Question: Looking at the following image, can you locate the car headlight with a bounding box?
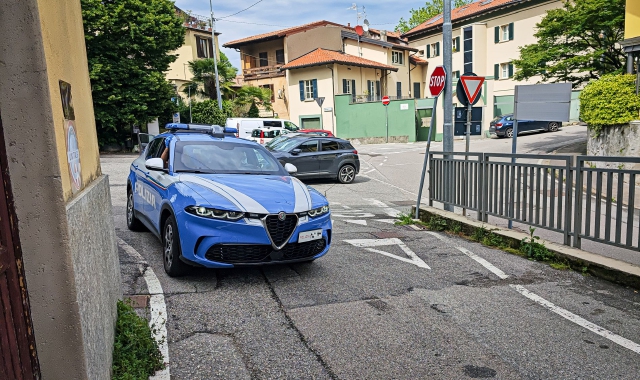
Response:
[185,206,244,221]
[307,205,330,218]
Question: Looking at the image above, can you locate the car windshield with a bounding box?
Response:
[265,134,290,149]
[269,138,306,152]
[173,141,283,175]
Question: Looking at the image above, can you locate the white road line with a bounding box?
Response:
[118,238,170,379]
[364,198,388,207]
[345,238,431,269]
[455,247,510,280]
[408,224,422,230]
[363,169,376,174]
[425,231,449,242]
[342,205,351,209]
[360,175,418,196]
[511,285,640,355]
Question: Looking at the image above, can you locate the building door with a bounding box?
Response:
[0,113,39,379]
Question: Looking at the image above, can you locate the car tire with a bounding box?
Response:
[548,122,560,132]
[505,128,514,138]
[126,190,145,231]
[338,164,356,184]
[162,215,190,277]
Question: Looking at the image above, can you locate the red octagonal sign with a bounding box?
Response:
[381,96,390,106]
[429,66,447,97]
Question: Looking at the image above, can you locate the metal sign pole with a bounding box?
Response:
[385,105,389,143]
[508,119,518,229]
[415,96,439,219]
[463,102,472,217]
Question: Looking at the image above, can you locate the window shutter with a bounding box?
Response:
[312,79,318,98]
[196,37,204,57]
[435,42,440,57]
[426,44,431,58]
[299,81,305,101]
[494,26,500,43]
[396,82,402,98]
[494,64,499,79]
[352,80,356,100]
[455,37,460,51]
[343,79,348,94]
[208,39,214,59]
[509,23,514,41]
[376,81,381,97]
[508,63,514,78]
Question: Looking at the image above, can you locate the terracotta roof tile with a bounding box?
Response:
[224,21,346,48]
[410,56,428,65]
[281,48,398,72]
[403,0,520,37]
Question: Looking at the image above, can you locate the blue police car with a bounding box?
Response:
[127,124,332,276]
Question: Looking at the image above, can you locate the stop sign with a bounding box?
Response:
[381,96,390,106]
[429,66,447,97]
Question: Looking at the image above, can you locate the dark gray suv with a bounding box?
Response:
[267,135,360,183]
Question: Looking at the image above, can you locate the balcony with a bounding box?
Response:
[243,65,285,80]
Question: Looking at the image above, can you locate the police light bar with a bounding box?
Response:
[165,123,227,137]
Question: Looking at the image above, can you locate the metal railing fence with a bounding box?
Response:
[428,152,640,251]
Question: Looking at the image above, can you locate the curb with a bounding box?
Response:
[413,207,640,289]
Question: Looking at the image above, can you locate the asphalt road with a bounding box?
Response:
[103,126,640,379]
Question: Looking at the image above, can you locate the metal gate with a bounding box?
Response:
[0,114,39,378]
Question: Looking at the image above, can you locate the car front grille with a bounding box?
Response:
[264,214,298,247]
[205,239,327,264]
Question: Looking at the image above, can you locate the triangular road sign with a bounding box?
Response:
[315,97,325,107]
[460,76,485,104]
[344,238,431,269]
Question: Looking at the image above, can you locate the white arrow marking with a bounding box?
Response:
[364,198,387,207]
[345,219,368,226]
[345,238,430,269]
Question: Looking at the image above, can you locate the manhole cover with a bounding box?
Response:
[373,232,405,239]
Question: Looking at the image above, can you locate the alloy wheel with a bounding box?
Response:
[164,223,174,268]
[549,122,559,132]
[340,165,355,183]
[127,193,134,225]
[506,128,514,138]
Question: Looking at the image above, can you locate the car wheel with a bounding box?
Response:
[505,128,514,138]
[338,164,356,184]
[126,190,145,231]
[548,122,560,132]
[163,215,189,277]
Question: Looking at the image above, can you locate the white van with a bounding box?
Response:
[226,118,300,140]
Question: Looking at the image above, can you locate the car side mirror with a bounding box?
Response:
[291,149,301,155]
[284,163,298,174]
[145,158,164,171]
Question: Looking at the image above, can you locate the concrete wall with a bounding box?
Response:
[287,65,336,133]
[334,94,416,142]
[0,0,121,378]
[286,26,343,61]
[588,122,640,185]
[625,0,640,40]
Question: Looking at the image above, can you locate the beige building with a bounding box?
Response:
[622,0,640,73]
[224,21,426,132]
[403,0,564,140]
[166,7,221,98]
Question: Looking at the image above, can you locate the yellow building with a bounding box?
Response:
[166,7,222,98]
[622,0,640,73]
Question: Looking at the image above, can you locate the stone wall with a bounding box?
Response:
[587,121,640,185]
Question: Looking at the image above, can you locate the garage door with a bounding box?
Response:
[301,117,321,130]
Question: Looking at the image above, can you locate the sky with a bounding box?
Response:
[174,0,427,69]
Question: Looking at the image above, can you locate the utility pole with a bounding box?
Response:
[442,0,454,211]
[209,0,223,110]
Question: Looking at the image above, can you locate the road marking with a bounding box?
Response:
[374,219,397,224]
[364,198,387,207]
[511,285,640,355]
[360,175,418,196]
[408,224,422,230]
[345,238,431,269]
[118,238,170,379]
[363,198,401,217]
[342,205,351,209]
[456,247,510,280]
[363,169,376,174]
[345,219,368,226]
[333,211,376,218]
[425,231,449,242]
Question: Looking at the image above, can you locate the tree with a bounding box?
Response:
[232,86,273,117]
[513,0,625,88]
[182,53,238,100]
[188,100,234,125]
[247,101,260,118]
[81,0,185,146]
[396,0,471,34]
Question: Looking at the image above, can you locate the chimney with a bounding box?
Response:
[347,23,351,27]
[380,30,387,42]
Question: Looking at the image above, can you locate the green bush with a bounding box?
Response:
[188,99,234,125]
[247,101,260,117]
[112,300,164,379]
[580,74,640,135]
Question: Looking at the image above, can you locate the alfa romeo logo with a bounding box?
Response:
[278,212,286,221]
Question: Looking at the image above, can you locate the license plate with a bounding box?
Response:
[299,229,323,243]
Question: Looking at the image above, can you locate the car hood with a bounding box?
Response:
[178,173,326,214]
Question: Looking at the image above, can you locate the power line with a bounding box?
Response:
[218,0,264,19]
[216,18,293,28]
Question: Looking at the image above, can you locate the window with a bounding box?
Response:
[298,141,318,153]
[495,62,514,79]
[259,52,268,67]
[396,82,402,98]
[284,121,299,131]
[413,82,421,99]
[299,79,317,100]
[427,42,440,58]
[263,120,282,128]
[276,49,285,65]
[366,80,379,101]
[305,80,314,99]
[392,51,404,65]
[321,140,340,151]
[452,70,461,80]
[174,141,281,174]
[495,23,514,43]
[342,79,352,94]
[195,36,214,58]
[261,84,275,102]
[452,37,460,53]
[146,138,165,160]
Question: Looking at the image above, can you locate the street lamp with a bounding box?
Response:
[209,0,223,110]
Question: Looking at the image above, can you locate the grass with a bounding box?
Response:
[112,299,165,380]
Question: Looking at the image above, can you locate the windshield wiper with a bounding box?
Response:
[175,169,216,174]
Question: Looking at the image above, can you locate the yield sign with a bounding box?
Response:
[315,97,325,107]
[460,75,485,104]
